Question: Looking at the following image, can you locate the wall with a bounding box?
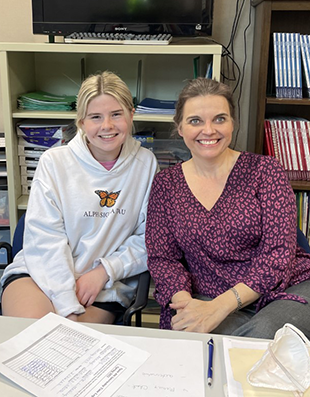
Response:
[0,0,255,151]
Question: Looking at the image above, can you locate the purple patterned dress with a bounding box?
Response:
[145,152,310,329]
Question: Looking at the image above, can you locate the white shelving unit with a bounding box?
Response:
[0,40,222,236]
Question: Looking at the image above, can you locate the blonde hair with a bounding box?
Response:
[174,78,235,128]
[76,71,134,131]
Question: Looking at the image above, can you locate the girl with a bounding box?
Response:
[1,71,158,323]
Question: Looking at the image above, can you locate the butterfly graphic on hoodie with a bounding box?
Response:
[95,190,121,208]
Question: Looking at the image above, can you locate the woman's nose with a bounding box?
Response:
[202,121,214,135]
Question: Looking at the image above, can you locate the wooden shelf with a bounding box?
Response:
[290,181,310,191]
[248,1,310,193]
[12,109,174,123]
[266,97,310,105]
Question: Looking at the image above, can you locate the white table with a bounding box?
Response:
[0,316,229,396]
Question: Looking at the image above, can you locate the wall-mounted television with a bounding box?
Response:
[32,0,214,38]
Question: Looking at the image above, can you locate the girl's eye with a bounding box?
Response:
[88,115,101,120]
[112,112,123,118]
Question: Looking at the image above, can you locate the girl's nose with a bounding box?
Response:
[101,117,113,130]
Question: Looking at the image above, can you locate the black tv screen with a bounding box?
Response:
[32,0,214,37]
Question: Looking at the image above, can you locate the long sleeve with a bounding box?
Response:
[240,157,301,306]
[146,169,193,307]
[24,173,85,317]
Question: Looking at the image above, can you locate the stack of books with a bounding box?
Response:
[295,191,310,243]
[135,98,176,115]
[17,91,76,111]
[264,117,310,182]
[264,117,310,242]
[17,121,76,194]
[272,33,310,98]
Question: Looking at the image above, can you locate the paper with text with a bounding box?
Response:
[0,313,150,397]
[114,335,205,397]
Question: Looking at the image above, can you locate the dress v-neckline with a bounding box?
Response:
[179,152,243,213]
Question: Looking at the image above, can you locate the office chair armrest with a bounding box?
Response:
[0,242,13,269]
[123,270,151,326]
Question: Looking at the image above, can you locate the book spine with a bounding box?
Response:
[300,35,310,97]
[286,33,292,98]
[305,35,310,98]
[264,120,272,155]
[292,120,306,178]
[274,33,282,98]
[277,119,289,172]
[304,121,310,180]
[269,119,281,163]
[278,33,284,97]
[303,192,308,235]
[291,33,297,98]
[295,33,303,98]
[282,33,288,98]
[286,119,299,177]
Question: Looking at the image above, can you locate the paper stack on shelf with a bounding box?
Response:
[135,98,176,114]
[17,121,77,195]
[152,139,191,170]
[17,91,76,111]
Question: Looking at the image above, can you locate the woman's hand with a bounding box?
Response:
[169,283,261,333]
[170,297,229,333]
[76,265,109,307]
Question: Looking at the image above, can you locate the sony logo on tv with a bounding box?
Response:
[114,27,127,31]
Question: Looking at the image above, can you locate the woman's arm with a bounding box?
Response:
[170,283,260,332]
[240,157,298,301]
[145,171,193,307]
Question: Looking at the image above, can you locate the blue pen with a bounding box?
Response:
[207,338,214,386]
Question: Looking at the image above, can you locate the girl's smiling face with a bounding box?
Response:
[178,94,234,161]
[82,93,133,162]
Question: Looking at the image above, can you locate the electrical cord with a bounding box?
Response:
[209,0,252,149]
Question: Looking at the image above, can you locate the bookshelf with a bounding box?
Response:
[248,0,310,191]
[0,40,222,236]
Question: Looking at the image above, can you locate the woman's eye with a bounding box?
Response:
[215,116,225,123]
[189,118,200,125]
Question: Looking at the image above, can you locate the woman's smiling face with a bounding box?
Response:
[178,94,234,161]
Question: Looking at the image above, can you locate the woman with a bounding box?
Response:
[1,71,158,323]
[145,77,310,339]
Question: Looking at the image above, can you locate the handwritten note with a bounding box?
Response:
[114,336,205,397]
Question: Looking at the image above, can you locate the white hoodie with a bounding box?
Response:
[1,131,158,317]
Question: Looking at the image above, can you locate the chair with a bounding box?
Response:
[0,213,150,326]
[297,227,310,253]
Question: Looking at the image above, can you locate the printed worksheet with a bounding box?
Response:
[0,313,150,397]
